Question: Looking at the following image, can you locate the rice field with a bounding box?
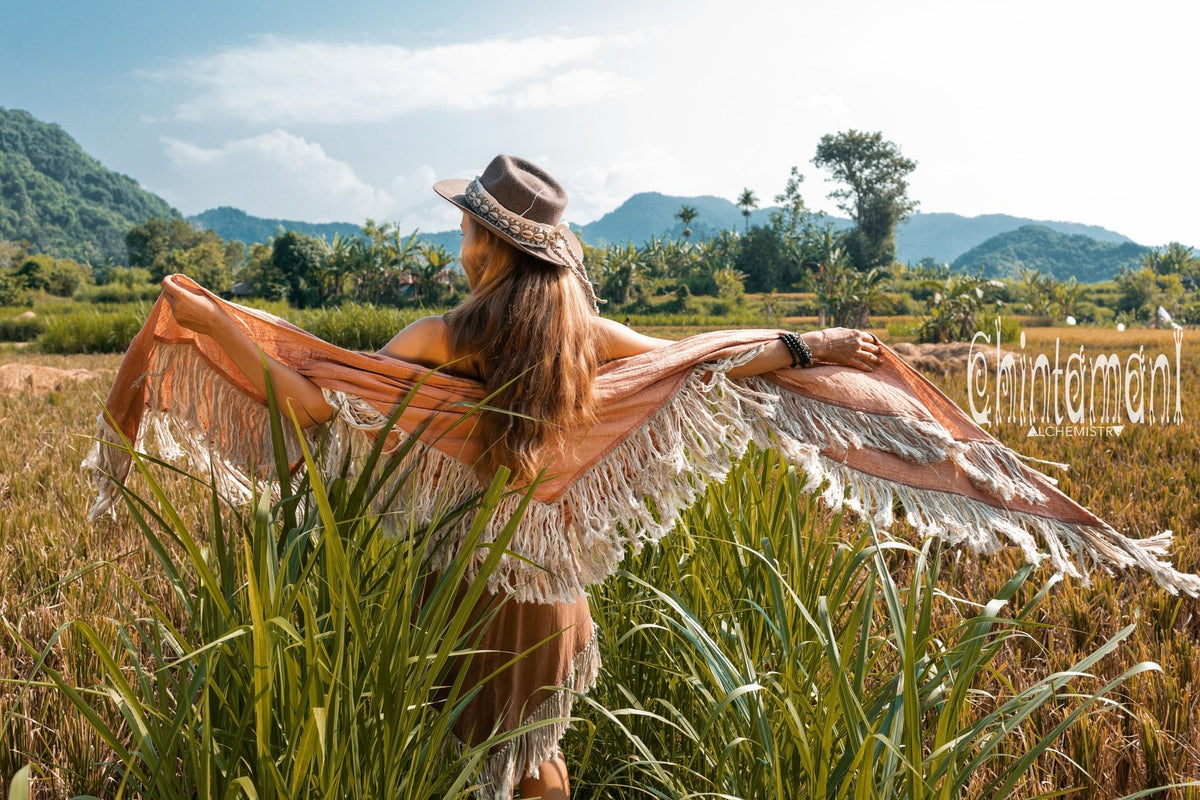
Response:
[1,323,1198,798]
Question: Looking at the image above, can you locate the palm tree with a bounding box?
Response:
[676,205,699,241]
[736,188,758,233]
[411,242,456,304]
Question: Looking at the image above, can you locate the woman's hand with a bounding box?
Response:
[162,277,225,336]
[807,327,881,372]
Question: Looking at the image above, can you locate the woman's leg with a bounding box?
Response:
[518,754,569,799]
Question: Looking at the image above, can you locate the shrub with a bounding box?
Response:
[0,311,44,342]
[35,307,147,353]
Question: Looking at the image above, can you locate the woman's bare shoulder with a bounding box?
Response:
[377,315,452,367]
[591,316,673,361]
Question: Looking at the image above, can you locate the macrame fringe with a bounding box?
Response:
[456,635,601,800]
[85,343,309,520]
[84,340,1200,599]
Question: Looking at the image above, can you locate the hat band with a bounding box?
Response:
[464,178,556,249]
[463,177,605,313]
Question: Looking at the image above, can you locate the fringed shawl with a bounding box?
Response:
[85,275,1200,601]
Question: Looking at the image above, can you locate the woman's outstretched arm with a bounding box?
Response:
[594,316,880,375]
[161,278,335,426]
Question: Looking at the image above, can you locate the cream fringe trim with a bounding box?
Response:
[84,343,1200,599]
[458,635,601,800]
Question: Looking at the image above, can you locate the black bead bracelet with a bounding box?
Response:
[779,332,813,369]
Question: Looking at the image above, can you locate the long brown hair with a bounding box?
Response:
[445,220,599,483]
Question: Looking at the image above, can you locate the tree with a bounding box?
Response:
[14,253,90,296]
[410,243,457,305]
[736,189,758,233]
[676,205,699,240]
[801,228,889,327]
[768,166,811,243]
[812,130,918,272]
[125,217,238,288]
[272,231,329,308]
[735,225,797,293]
[598,242,640,305]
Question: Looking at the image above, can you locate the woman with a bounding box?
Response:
[157,154,884,799]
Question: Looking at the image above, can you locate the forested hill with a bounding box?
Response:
[189,207,362,245]
[895,213,1132,265]
[0,107,178,264]
[952,225,1149,281]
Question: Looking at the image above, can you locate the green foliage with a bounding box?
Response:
[287,303,429,351]
[735,224,801,293]
[0,107,177,264]
[1020,268,1083,321]
[13,253,90,296]
[736,188,758,233]
[578,448,1158,798]
[126,217,238,290]
[272,230,330,308]
[1115,265,1186,321]
[675,205,699,240]
[917,273,1005,343]
[34,306,146,353]
[0,311,43,341]
[0,271,30,306]
[953,225,1149,282]
[813,130,918,271]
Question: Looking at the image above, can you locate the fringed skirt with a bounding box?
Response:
[451,588,599,800]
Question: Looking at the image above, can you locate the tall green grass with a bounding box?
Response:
[575,450,1167,798]
[287,303,430,352]
[9,390,554,798]
[35,307,149,354]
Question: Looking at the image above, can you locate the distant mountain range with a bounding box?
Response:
[0,107,1170,281]
[569,191,1138,269]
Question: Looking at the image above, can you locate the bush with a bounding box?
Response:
[74,282,161,304]
[35,307,147,353]
[0,312,44,342]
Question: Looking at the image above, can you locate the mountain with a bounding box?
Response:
[568,192,1142,268]
[0,107,178,264]
[895,212,1133,265]
[189,207,363,245]
[952,225,1149,281]
[574,192,778,245]
[188,206,464,253]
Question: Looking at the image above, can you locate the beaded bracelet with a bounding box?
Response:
[779,332,813,368]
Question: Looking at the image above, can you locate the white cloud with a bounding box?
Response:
[160,131,395,221]
[154,34,637,124]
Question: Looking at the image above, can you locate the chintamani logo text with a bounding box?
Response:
[966,323,1184,438]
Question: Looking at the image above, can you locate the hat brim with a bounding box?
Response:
[433,177,583,269]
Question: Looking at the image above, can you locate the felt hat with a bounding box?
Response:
[433,154,587,273]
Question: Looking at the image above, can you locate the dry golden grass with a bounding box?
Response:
[0,353,203,796]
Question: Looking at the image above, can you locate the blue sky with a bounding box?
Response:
[2,0,1197,246]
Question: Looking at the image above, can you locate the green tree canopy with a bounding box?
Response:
[126,217,239,290]
[812,130,917,272]
[272,230,330,309]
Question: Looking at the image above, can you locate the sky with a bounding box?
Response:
[2,0,1197,246]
